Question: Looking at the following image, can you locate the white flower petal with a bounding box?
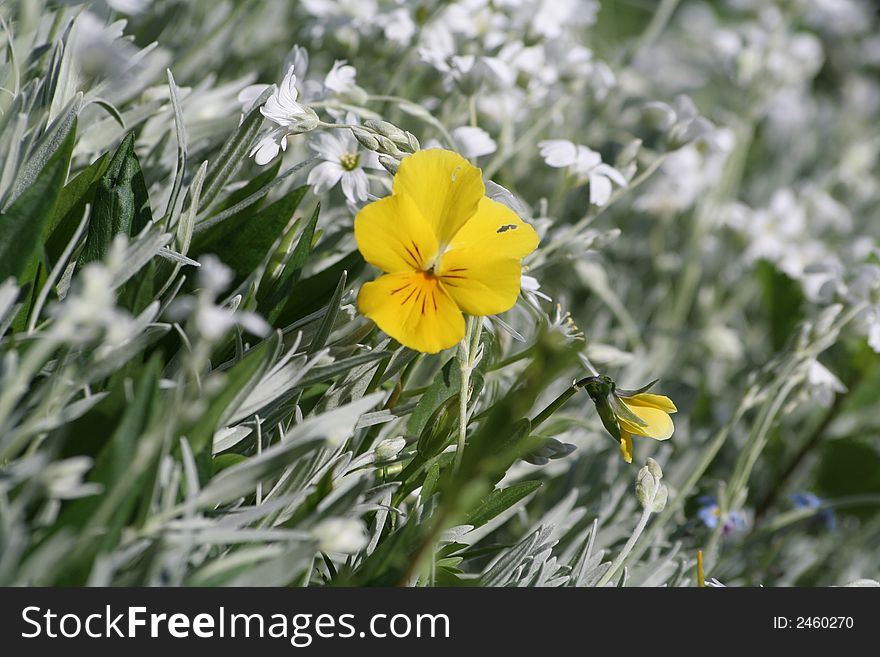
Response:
[453,126,497,159]
[309,131,348,161]
[573,145,602,175]
[251,134,281,166]
[589,173,613,206]
[341,169,370,203]
[593,163,628,187]
[308,161,344,193]
[539,139,578,168]
[324,60,357,93]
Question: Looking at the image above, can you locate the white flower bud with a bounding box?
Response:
[651,483,668,512]
[646,457,663,480]
[364,119,409,144]
[287,107,320,133]
[379,155,399,174]
[351,126,380,151]
[405,131,420,152]
[636,465,657,508]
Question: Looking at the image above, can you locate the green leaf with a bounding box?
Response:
[200,89,272,210]
[195,158,313,232]
[817,437,880,509]
[45,151,111,265]
[262,202,320,317]
[0,118,75,282]
[4,93,81,210]
[190,185,308,279]
[757,260,804,352]
[78,132,152,265]
[407,357,485,440]
[308,270,347,354]
[176,160,207,257]
[465,480,542,528]
[51,355,163,584]
[58,356,162,523]
[163,69,187,221]
[276,250,365,326]
[616,379,660,397]
[197,159,280,224]
[184,332,281,456]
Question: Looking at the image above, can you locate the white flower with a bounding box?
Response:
[534,0,598,39]
[307,117,380,204]
[806,361,846,407]
[261,65,308,126]
[249,65,319,166]
[311,517,369,554]
[166,255,271,342]
[451,126,496,160]
[383,8,416,45]
[324,59,357,94]
[521,274,552,307]
[538,139,627,206]
[50,242,134,346]
[643,95,717,148]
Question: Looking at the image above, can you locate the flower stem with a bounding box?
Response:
[596,502,654,587]
[454,316,482,471]
[530,384,579,430]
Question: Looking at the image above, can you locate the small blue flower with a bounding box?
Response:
[790,491,836,531]
[697,496,749,535]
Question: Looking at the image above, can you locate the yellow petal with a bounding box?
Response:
[619,432,633,463]
[626,393,678,414]
[437,249,523,316]
[357,271,464,353]
[354,193,439,274]
[617,400,674,441]
[392,149,484,245]
[447,197,539,259]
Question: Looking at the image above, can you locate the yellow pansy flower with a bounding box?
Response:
[355,149,539,353]
[615,392,677,464]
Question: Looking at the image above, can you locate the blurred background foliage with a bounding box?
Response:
[0,0,878,587]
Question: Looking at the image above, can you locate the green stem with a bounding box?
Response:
[628,0,682,64]
[597,502,654,587]
[453,316,482,471]
[488,343,536,372]
[530,385,579,430]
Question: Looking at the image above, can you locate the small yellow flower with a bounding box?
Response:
[615,393,677,464]
[355,149,539,353]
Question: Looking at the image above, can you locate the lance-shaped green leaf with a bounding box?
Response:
[190,185,308,279]
[3,93,81,210]
[45,151,111,266]
[0,119,75,282]
[199,87,273,210]
[275,250,365,326]
[308,270,347,354]
[261,202,320,317]
[78,132,152,265]
[616,378,660,398]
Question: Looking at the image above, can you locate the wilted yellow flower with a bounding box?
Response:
[615,393,677,463]
[355,149,539,353]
